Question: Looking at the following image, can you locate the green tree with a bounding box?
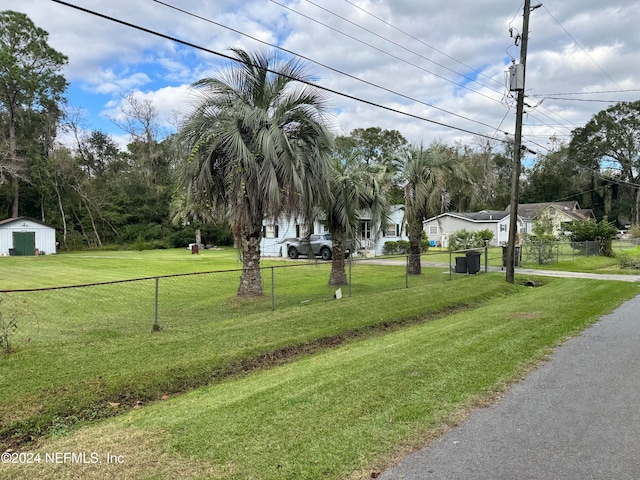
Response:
[335,127,407,203]
[569,101,640,225]
[323,154,389,285]
[565,217,618,257]
[178,49,333,296]
[0,10,67,218]
[399,142,468,274]
[524,213,557,265]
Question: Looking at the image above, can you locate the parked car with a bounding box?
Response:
[286,234,350,260]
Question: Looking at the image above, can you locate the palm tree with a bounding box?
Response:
[323,155,390,285]
[178,49,333,296]
[400,143,468,274]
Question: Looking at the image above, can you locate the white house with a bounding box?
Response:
[0,217,57,256]
[423,210,525,248]
[260,204,408,257]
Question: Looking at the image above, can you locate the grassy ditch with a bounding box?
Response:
[2,277,637,480]
[0,269,514,448]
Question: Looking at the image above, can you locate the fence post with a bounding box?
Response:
[484,245,488,272]
[154,277,160,330]
[348,256,352,297]
[405,255,409,288]
[271,267,275,311]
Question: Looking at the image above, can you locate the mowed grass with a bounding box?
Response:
[0,250,510,448]
[0,248,255,290]
[2,277,638,480]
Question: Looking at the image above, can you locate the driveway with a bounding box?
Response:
[379,294,640,479]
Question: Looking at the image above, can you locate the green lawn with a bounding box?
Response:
[0,249,511,449]
[2,276,637,480]
[0,248,252,289]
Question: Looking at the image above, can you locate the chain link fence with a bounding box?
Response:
[0,255,464,350]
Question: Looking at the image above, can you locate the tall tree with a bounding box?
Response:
[0,10,67,217]
[399,142,468,274]
[336,126,407,203]
[179,48,333,296]
[323,153,389,285]
[569,101,640,225]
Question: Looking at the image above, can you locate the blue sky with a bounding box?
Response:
[3,0,640,153]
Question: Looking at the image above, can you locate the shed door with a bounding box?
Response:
[13,232,36,256]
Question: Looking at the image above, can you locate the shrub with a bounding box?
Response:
[419,232,430,252]
[565,218,617,257]
[617,252,640,269]
[396,240,409,254]
[383,241,398,255]
[448,229,492,251]
[629,226,640,239]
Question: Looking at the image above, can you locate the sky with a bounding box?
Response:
[3,0,640,158]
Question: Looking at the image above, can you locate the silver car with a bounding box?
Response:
[287,234,337,260]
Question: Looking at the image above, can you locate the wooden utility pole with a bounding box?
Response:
[506,0,534,283]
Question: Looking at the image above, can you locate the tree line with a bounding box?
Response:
[2,10,639,296]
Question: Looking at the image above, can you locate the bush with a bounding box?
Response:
[383,241,398,255]
[629,226,640,239]
[617,252,640,269]
[419,232,430,252]
[566,218,617,257]
[448,229,492,251]
[396,240,409,254]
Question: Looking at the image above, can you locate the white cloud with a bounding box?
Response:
[2,0,639,152]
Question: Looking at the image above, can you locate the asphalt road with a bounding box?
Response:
[380,294,640,480]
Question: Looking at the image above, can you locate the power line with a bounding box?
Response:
[530,89,640,97]
[272,0,578,144]
[151,0,506,135]
[305,0,504,95]
[342,0,504,89]
[50,0,510,144]
[268,0,503,105]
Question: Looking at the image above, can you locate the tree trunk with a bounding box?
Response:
[9,115,19,218]
[237,225,263,297]
[635,186,640,226]
[55,181,68,248]
[329,228,348,286]
[407,219,422,275]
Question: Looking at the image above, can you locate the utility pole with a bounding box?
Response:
[506,0,535,283]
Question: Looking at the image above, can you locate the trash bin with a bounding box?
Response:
[430,240,435,247]
[191,244,199,254]
[455,256,467,274]
[502,246,521,267]
[466,250,481,274]
[8,248,15,256]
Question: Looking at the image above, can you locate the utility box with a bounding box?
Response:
[509,63,525,91]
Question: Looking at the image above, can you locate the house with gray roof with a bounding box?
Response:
[507,201,594,236]
[423,210,524,247]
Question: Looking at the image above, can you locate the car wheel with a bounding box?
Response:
[288,247,299,259]
[320,247,332,260]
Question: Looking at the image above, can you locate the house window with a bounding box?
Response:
[360,221,371,239]
[428,225,438,236]
[264,225,279,238]
[500,224,507,232]
[385,224,397,237]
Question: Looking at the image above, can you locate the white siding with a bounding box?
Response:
[0,218,57,255]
